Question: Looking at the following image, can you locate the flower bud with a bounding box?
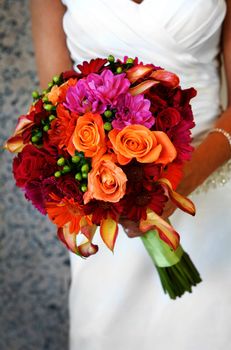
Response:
[108,55,115,63]
[82,172,88,179]
[42,96,49,103]
[104,122,112,131]
[43,125,50,132]
[81,164,89,173]
[49,115,56,122]
[36,131,42,138]
[72,155,81,163]
[53,75,60,84]
[126,58,134,65]
[75,173,82,181]
[32,90,39,99]
[54,171,62,178]
[104,110,112,118]
[57,157,65,166]
[44,104,55,111]
[116,67,123,74]
[81,184,88,192]
[31,135,40,143]
[62,165,71,173]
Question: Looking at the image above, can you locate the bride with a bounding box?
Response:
[30,0,231,349]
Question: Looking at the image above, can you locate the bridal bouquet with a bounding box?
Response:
[5,55,201,299]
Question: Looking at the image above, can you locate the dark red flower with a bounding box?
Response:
[56,175,83,202]
[25,180,46,215]
[122,184,167,222]
[156,107,181,131]
[122,162,162,192]
[84,200,124,225]
[172,87,197,108]
[77,58,108,76]
[13,144,57,188]
[62,69,81,81]
[168,120,194,163]
[42,177,63,201]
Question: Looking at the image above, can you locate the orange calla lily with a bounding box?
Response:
[78,239,99,257]
[158,178,196,216]
[58,224,98,257]
[4,115,34,153]
[129,80,159,96]
[126,65,153,83]
[150,70,180,88]
[100,217,118,252]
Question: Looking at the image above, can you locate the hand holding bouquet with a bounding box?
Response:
[5,55,201,299]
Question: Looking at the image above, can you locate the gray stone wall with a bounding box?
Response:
[0,1,70,349]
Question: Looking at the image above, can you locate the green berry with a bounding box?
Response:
[75,173,82,181]
[82,172,88,179]
[104,122,112,131]
[116,67,123,74]
[126,57,134,65]
[57,157,65,166]
[32,90,39,99]
[81,164,89,173]
[42,89,48,95]
[62,165,71,173]
[42,96,49,103]
[31,135,40,143]
[48,82,53,88]
[81,184,88,192]
[53,75,60,84]
[49,115,56,122]
[44,104,54,111]
[72,155,81,163]
[43,125,49,132]
[104,110,112,118]
[35,131,42,138]
[54,171,62,178]
[108,55,115,63]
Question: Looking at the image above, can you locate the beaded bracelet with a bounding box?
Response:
[195,128,231,193]
[209,128,231,153]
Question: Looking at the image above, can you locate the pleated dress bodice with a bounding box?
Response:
[62,0,226,137]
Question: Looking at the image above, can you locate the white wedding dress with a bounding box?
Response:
[61,1,231,349]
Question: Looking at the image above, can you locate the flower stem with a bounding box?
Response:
[141,229,202,299]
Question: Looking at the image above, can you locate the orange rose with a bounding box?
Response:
[108,125,176,165]
[47,78,77,105]
[72,112,106,157]
[83,154,127,204]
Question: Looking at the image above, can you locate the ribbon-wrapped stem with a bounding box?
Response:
[141,229,202,299]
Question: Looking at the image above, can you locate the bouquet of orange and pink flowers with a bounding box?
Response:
[5,55,201,299]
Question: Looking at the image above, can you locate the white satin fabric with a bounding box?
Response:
[61,1,231,349]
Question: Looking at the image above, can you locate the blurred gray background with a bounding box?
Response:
[0,1,70,349]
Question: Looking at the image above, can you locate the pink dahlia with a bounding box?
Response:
[64,78,105,114]
[64,70,130,114]
[112,93,154,130]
